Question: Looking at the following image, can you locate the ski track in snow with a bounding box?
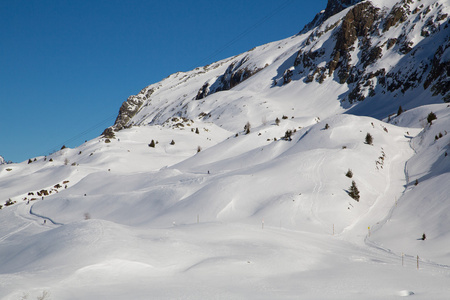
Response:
[311,153,326,229]
[0,222,32,243]
[29,203,64,226]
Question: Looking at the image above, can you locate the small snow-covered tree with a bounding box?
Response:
[170,139,175,145]
[348,180,360,202]
[149,140,155,148]
[197,145,202,153]
[397,105,403,116]
[284,130,293,141]
[365,133,373,145]
[345,169,353,178]
[427,112,437,124]
[275,117,280,126]
[244,122,251,134]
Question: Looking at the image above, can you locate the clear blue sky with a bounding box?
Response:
[1,0,327,163]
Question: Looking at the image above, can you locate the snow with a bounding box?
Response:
[1,0,450,298]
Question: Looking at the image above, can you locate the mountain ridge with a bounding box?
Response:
[105,0,449,137]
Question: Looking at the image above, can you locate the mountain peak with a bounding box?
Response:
[300,0,363,33]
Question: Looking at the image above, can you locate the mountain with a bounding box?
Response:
[0,0,449,299]
[105,0,448,134]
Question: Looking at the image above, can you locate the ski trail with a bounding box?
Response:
[29,204,64,226]
[310,153,326,228]
[360,134,450,271]
[0,222,32,243]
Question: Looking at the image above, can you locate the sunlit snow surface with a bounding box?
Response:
[1,0,450,297]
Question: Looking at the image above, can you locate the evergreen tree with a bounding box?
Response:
[149,140,155,148]
[427,112,437,124]
[348,180,360,202]
[365,133,373,145]
[397,105,403,116]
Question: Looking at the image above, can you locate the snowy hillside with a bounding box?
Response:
[1,0,449,299]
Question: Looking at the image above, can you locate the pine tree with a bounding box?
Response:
[365,133,373,145]
[427,112,437,124]
[397,105,403,116]
[149,140,155,148]
[348,180,360,202]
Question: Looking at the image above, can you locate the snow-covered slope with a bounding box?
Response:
[0,0,449,299]
[107,0,449,134]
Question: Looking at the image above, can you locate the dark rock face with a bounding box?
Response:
[300,0,363,34]
[291,0,449,105]
[195,56,265,100]
[424,36,450,101]
[102,87,154,135]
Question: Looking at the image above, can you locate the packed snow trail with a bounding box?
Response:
[0,222,32,243]
[29,203,64,226]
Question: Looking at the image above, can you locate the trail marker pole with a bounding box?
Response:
[197,214,199,224]
[368,226,371,237]
[417,255,419,270]
[402,252,404,266]
[262,219,264,230]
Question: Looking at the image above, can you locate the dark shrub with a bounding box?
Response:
[427,112,437,124]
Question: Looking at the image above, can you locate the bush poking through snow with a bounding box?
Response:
[275,117,280,126]
[427,112,437,124]
[197,146,202,153]
[422,233,427,240]
[36,290,50,300]
[149,140,156,148]
[284,130,293,141]
[324,123,330,130]
[244,122,251,134]
[348,181,360,202]
[170,139,175,145]
[365,133,373,145]
[345,169,353,178]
